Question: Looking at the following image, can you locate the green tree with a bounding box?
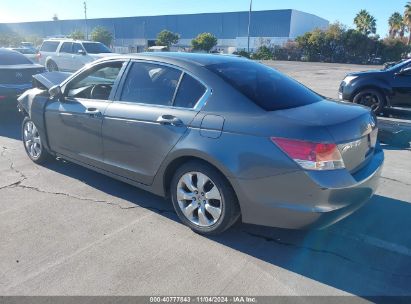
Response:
[0,32,22,47]
[252,45,273,60]
[381,37,410,61]
[191,33,217,52]
[156,30,180,49]
[90,26,113,47]
[354,9,377,36]
[404,2,411,44]
[69,29,85,40]
[388,12,404,38]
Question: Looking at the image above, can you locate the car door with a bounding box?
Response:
[391,63,411,107]
[45,60,127,167]
[102,61,209,185]
[56,42,73,71]
[72,43,90,71]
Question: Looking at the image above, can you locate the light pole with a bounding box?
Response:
[84,1,88,40]
[247,0,253,53]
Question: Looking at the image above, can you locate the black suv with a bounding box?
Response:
[339,59,411,113]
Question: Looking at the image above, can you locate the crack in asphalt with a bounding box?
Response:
[1,151,174,214]
[0,154,28,189]
[244,232,411,278]
[381,176,411,187]
[5,182,174,214]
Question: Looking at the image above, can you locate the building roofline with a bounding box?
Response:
[0,9,299,25]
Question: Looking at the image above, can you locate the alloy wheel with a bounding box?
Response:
[359,93,380,111]
[23,120,42,159]
[176,172,223,227]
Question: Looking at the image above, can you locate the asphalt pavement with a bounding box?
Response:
[0,61,410,297]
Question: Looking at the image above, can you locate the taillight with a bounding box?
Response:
[36,53,41,61]
[271,137,345,170]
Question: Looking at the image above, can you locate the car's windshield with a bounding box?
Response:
[385,59,411,72]
[82,42,112,54]
[0,51,32,65]
[207,60,322,111]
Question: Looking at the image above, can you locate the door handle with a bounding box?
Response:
[156,115,184,127]
[85,108,102,118]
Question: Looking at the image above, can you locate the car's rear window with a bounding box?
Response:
[40,41,60,52]
[206,61,322,111]
[0,51,32,65]
[13,48,36,55]
[82,43,111,54]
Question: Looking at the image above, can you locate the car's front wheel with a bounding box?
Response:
[353,89,385,114]
[22,117,50,164]
[170,161,240,235]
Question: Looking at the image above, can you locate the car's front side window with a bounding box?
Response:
[66,61,124,100]
[120,62,182,106]
[72,43,84,54]
[60,42,73,54]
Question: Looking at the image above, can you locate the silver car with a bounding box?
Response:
[18,53,384,235]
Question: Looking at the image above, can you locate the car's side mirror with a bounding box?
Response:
[49,85,64,100]
[77,49,86,56]
[397,67,411,76]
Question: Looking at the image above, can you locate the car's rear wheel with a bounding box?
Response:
[170,161,240,235]
[22,117,50,164]
[353,89,385,114]
[46,60,59,72]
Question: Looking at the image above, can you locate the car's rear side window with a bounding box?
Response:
[207,61,322,111]
[0,51,32,65]
[174,74,206,108]
[40,41,60,52]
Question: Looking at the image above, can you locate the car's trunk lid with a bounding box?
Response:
[273,99,378,172]
[0,64,45,84]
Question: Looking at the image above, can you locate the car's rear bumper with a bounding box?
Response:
[230,145,384,229]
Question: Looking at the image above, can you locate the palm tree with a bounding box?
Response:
[389,12,404,38]
[354,9,377,36]
[404,2,411,44]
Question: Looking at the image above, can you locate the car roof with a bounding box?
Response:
[43,39,101,43]
[111,52,249,67]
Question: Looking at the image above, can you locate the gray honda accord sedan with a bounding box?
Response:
[17,53,384,235]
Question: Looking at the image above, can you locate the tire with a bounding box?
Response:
[170,160,240,235]
[46,60,59,72]
[353,89,385,114]
[22,117,50,164]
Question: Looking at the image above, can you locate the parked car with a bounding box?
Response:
[382,60,406,70]
[367,57,382,65]
[339,59,411,113]
[0,48,45,107]
[38,39,115,72]
[8,47,38,63]
[18,53,384,235]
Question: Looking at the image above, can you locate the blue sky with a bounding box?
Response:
[0,0,408,37]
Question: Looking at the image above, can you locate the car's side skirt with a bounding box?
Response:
[54,152,164,197]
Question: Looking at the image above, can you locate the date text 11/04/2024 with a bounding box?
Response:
[149,297,257,303]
